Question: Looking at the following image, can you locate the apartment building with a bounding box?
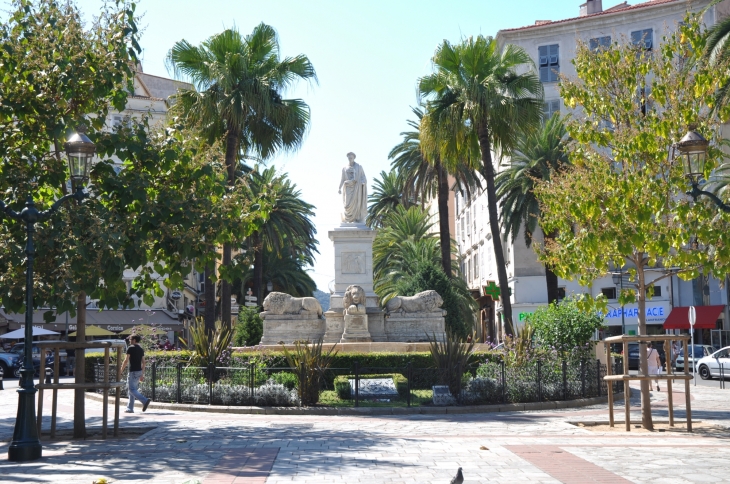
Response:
[453,0,730,346]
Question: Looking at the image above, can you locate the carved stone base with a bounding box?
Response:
[384,312,446,342]
[323,310,344,343]
[259,314,325,345]
[340,314,372,343]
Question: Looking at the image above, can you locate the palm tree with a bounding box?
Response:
[367,170,409,227]
[372,205,440,301]
[418,36,544,335]
[703,0,730,110]
[244,166,318,306]
[167,24,316,328]
[496,114,569,304]
[389,106,480,277]
[235,245,316,300]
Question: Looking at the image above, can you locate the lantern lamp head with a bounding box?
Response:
[677,129,709,185]
[64,129,96,185]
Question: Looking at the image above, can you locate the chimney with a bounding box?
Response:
[587,0,603,15]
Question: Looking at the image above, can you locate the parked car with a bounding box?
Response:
[674,345,714,372]
[84,339,128,355]
[9,341,67,375]
[625,342,666,371]
[0,349,22,378]
[696,346,730,380]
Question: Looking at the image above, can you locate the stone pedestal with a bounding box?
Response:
[384,312,446,342]
[340,313,372,342]
[328,225,379,310]
[322,310,344,343]
[259,314,325,345]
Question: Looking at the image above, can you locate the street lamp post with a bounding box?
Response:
[676,128,730,211]
[2,129,94,462]
[612,271,626,335]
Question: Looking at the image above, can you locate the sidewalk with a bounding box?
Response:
[0,378,728,483]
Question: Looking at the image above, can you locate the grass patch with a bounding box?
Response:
[316,389,433,407]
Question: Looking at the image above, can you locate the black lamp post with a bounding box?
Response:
[676,128,730,211]
[2,129,94,462]
[611,270,627,335]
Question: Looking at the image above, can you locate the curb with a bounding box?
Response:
[85,391,621,416]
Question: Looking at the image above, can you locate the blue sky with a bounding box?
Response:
[67,0,626,291]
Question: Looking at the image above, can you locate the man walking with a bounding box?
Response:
[120,334,150,413]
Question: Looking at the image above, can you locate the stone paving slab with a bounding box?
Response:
[0,380,728,483]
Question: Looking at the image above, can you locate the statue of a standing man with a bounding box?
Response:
[338,152,367,224]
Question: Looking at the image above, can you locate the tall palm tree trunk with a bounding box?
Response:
[545,230,560,304]
[204,261,216,331]
[436,159,453,277]
[252,231,264,307]
[221,130,239,328]
[477,125,514,336]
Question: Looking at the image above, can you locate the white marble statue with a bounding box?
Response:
[342,285,366,315]
[261,292,323,317]
[338,152,367,224]
[384,290,444,315]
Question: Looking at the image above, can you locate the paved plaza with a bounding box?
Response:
[0,379,729,483]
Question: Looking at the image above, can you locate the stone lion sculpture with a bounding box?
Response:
[342,284,366,315]
[262,291,323,317]
[385,290,444,315]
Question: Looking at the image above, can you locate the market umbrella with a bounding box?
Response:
[118,325,165,336]
[68,325,116,337]
[0,327,60,339]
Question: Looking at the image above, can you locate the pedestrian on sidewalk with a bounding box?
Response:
[120,334,150,413]
[646,342,662,391]
[66,347,75,377]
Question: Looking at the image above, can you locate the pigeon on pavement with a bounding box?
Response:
[450,467,464,484]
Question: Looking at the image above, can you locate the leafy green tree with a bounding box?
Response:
[398,261,475,339]
[233,307,264,346]
[702,0,730,111]
[527,298,605,354]
[243,166,318,305]
[167,23,317,325]
[389,106,480,276]
[496,114,569,303]
[419,36,544,335]
[367,170,409,228]
[536,17,730,429]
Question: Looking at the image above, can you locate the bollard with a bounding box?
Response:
[45,367,52,385]
[0,367,4,390]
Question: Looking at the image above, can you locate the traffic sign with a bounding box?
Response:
[170,290,182,300]
[244,296,257,301]
[244,302,258,307]
[688,306,696,327]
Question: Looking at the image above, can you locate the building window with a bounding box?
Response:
[589,35,611,51]
[646,286,662,298]
[466,209,471,238]
[467,258,472,282]
[601,287,617,299]
[544,99,560,120]
[631,29,653,51]
[557,287,566,300]
[538,44,559,82]
[473,253,479,279]
[461,218,465,241]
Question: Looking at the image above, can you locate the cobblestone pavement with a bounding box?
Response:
[0,379,728,484]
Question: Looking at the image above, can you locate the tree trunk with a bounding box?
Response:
[477,124,514,335]
[73,291,86,438]
[252,232,264,308]
[436,159,453,277]
[544,230,560,304]
[221,130,239,328]
[204,260,216,331]
[635,255,654,430]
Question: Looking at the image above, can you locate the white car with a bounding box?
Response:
[696,346,730,380]
[674,345,714,372]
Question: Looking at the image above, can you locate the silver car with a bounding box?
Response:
[696,346,730,380]
[674,345,714,372]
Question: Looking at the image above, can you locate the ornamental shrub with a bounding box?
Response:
[526,297,604,355]
[233,307,264,346]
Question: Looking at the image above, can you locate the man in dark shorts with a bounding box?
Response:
[120,334,150,413]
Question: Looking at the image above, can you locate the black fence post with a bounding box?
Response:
[208,363,214,405]
[596,359,601,397]
[562,360,568,401]
[580,360,586,399]
[354,360,360,408]
[501,357,506,404]
[176,362,182,404]
[537,360,542,402]
[250,361,255,405]
[151,361,157,401]
[406,362,412,408]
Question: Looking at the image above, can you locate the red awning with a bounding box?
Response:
[663,305,725,330]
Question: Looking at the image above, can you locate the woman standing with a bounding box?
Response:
[646,342,662,391]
